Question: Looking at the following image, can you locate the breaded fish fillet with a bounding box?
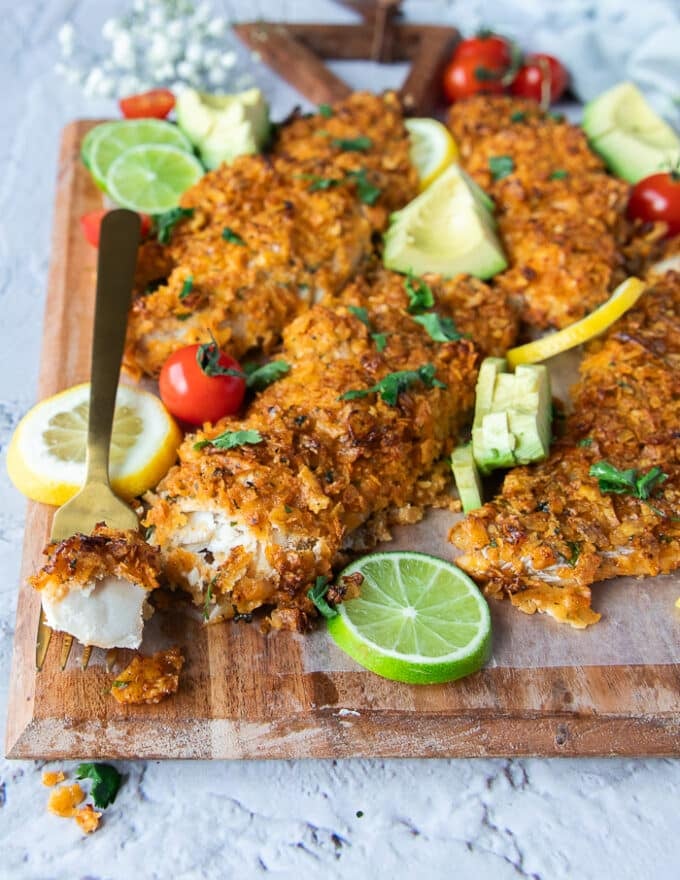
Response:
[125,92,419,378]
[30,524,162,648]
[447,96,630,329]
[449,273,680,628]
[144,269,515,630]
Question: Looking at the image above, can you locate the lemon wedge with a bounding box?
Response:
[405,118,459,191]
[7,383,182,506]
[506,277,647,367]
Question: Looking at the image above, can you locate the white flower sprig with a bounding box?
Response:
[55,0,257,99]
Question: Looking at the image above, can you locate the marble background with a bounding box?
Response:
[1,2,678,878]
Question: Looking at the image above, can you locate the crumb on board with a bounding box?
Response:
[47,783,85,818]
[110,645,184,704]
[42,770,66,787]
[74,804,102,834]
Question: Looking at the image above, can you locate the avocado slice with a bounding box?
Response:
[472,359,552,474]
[582,82,680,183]
[176,87,270,170]
[383,163,507,280]
[451,444,484,513]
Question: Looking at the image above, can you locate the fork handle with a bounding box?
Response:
[86,209,141,484]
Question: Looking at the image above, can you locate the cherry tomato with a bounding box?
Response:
[442,56,506,103]
[80,210,152,247]
[510,54,569,104]
[453,33,513,70]
[119,88,175,119]
[159,340,246,426]
[627,172,680,237]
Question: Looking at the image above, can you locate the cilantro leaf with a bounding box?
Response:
[372,332,388,352]
[179,275,193,300]
[340,363,446,406]
[413,313,463,342]
[404,272,434,313]
[303,174,342,192]
[307,576,338,619]
[194,429,263,451]
[589,461,668,500]
[222,227,245,245]
[348,305,370,327]
[549,169,569,180]
[245,360,290,390]
[75,763,122,809]
[196,336,246,379]
[346,169,382,205]
[153,207,194,244]
[578,437,593,448]
[203,577,215,621]
[318,103,334,118]
[510,110,527,123]
[332,136,373,152]
[565,541,581,567]
[489,156,514,181]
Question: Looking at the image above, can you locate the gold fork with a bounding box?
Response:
[36,209,141,671]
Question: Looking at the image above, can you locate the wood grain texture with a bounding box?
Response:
[4,121,680,760]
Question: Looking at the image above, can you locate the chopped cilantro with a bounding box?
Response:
[176,312,192,321]
[413,313,463,342]
[153,207,194,244]
[244,360,290,390]
[346,168,381,205]
[549,169,569,180]
[589,461,668,500]
[196,335,245,379]
[75,763,122,809]
[340,363,446,406]
[510,111,527,123]
[348,305,370,327]
[203,578,215,620]
[111,680,129,689]
[404,271,434,313]
[318,103,334,118]
[222,227,245,245]
[372,332,388,352]
[578,437,593,448]
[565,541,581,566]
[304,174,342,192]
[307,576,338,619]
[179,275,193,300]
[332,135,373,152]
[194,429,263,451]
[489,155,514,181]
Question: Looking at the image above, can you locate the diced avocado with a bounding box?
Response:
[582,82,680,183]
[176,87,270,170]
[451,444,484,513]
[383,163,507,280]
[471,359,552,474]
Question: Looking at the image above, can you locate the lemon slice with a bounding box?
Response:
[7,383,181,506]
[405,118,459,191]
[506,277,647,367]
[327,551,491,684]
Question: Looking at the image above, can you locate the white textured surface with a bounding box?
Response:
[1,2,679,878]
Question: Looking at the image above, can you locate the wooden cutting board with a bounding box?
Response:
[4,121,680,760]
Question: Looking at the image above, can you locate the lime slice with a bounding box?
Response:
[89,119,194,189]
[506,277,646,367]
[106,144,204,213]
[80,121,118,171]
[327,551,491,684]
[7,383,182,506]
[405,118,458,191]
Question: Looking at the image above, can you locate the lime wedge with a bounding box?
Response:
[327,551,491,684]
[106,144,204,213]
[89,119,194,189]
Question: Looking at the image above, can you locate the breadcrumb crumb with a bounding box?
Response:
[41,770,66,787]
[47,783,85,818]
[111,646,184,704]
[74,804,102,834]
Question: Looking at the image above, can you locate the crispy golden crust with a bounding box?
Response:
[111,646,184,704]
[145,269,491,628]
[449,274,680,627]
[75,805,102,834]
[126,92,419,378]
[47,784,85,818]
[447,95,631,329]
[29,524,161,602]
